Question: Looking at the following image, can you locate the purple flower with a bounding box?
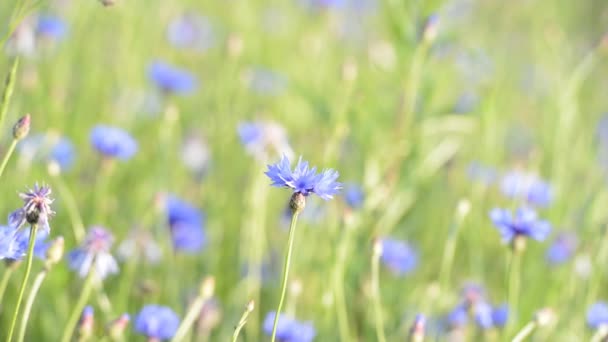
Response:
[238,121,293,160]
[167,13,216,52]
[68,227,119,279]
[135,305,180,340]
[262,312,316,342]
[344,183,364,209]
[500,170,553,207]
[265,155,341,200]
[489,207,551,244]
[166,196,206,253]
[90,125,138,160]
[379,238,418,275]
[0,225,49,260]
[148,61,197,94]
[36,14,67,40]
[546,232,577,265]
[9,184,55,234]
[588,302,608,329]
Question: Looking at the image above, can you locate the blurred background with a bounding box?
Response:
[1,0,608,341]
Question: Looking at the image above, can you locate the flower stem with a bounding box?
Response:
[51,173,86,241]
[0,266,15,305]
[511,321,536,342]
[6,224,38,342]
[507,251,522,333]
[17,266,49,342]
[371,244,387,342]
[0,57,19,131]
[232,301,254,342]
[60,268,96,342]
[270,211,300,342]
[0,139,18,179]
[333,219,354,342]
[170,296,206,342]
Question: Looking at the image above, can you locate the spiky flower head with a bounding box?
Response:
[9,184,54,233]
[489,207,551,251]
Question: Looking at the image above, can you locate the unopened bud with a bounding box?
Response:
[107,313,130,341]
[289,192,306,214]
[46,236,64,265]
[421,14,440,44]
[512,235,527,254]
[199,276,215,299]
[456,199,471,221]
[246,300,255,313]
[534,308,555,327]
[373,238,383,257]
[13,114,30,140]
[78,306,94,339]
[409,314,426,342]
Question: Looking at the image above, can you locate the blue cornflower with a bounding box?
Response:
[265,155,341,200]
[79,306,94,336]
[491,304,509,328]
[500,170,552,207]
[36,14,67,40]
[460,282,486,308]
[446,305,468,328]
[238,121,293,160]
[546,232,577,265]
[18,133,76,171]
[167,13,215,52]
[0,225,49,260]
[90,125,138,160]
[134,305,180,340]
[166,196,206,253]
[409,314,426,340]
[489,207,551,244]
[588,302,608,329]
[148,61,197,94]
[68,227,119,279]
[262,312,316,342]
[9,184,55,234]
[379,238,418,276]
[344,183,364,209]
[474,302,508,329]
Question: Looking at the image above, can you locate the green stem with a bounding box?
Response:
[52,174,86,241]
[0,266,15,305]
[60,268,96,342]
[0,57,19,130]
[270,211,300,342]
[511,321,536,342]
[333,221,354,342]
[17,266,49,342]
[232,302,254,342]
[371,247,387,342]
[6,224,38,342]
[0,139,18,179]
[507,251,522,334]
[170,296,206,342]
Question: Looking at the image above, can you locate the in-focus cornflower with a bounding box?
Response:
[546,232,578,265]
[117,228,162,264]
[474,302,508,329]
[148,61,197,95]
[68,227,119,279]
[489,207,551,246]
[167,13,215,52]
[262,312,316,342]
[343,183,364,209]
[36,14,67,40]
[9,184,55,234]
[134,305,180,340]
[500,170,553,207]
[90,125,138,160]
[166,195,206,253]
[379,238,418,276]
[588,302,608,329]
[0,225,48,260]
[265,155,341,201]
[238,121,293,161]
[243,67,287,96]
[18,133,76,171]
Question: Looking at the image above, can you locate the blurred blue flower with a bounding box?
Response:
[546,232,577,265]
[409,314,426,339]
[467,162,496,185]
[36,14,67,40]
[18,133,76,171]
[167,13,216,52]
[262,312,316,342]
[474,302,508,329]
[68,227,119,279]
[166,196,206,253]
[500,170,552,207]
[79,305,94,333]
[453,91,478,114]
[446,305,468,328]
[460,282,486,308]
[0,225,49,260]
[380,238,418,275]
[90,125,138,160]
[491,304,509,328]
[9,184,55,234]
[134,305,180,340]
[587,302,608,329]
[266,155,341,200]
[117,228,162,264]
[238,121,293,160]
[148,61,197,94]
[245,68,287,96]
[344,183,364,209]
[489,207,551,244]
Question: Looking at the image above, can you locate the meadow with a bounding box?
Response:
[0,0,608,341]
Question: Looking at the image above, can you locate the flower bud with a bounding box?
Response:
[107,313,130,341]
[534,308,555,327]
[421,14,440,44]
[13,114,30,140]
[289,192,306,214]
[78,306,94,340]
[199,276,215,299]
[409,314,426,342]
[373,238,383,258]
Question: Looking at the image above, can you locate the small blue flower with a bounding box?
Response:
[68,227,119,279]
[134,305,180,340]
[500,170,552,207]
[588,302,608,329]
[491,304,509,328]
[546,232,577,265]
[148,61,197,94]
[344,183,364,209]
[489,207,551,244]
[460,282,486,308]
[9,184,55,234]
[166,196,206,253]
[18,133,76,171]
[266,155,341,200]
[474,302,493,329]
[36,15,67,40]
[90,125,138,160]
[446,305,468,328]
[0,225,48,260]
[262,312,316,342]
[238,121,293,160]
[167,13,215,52]
[380,238,418,276]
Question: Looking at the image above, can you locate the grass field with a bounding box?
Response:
[1,0,608,341]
